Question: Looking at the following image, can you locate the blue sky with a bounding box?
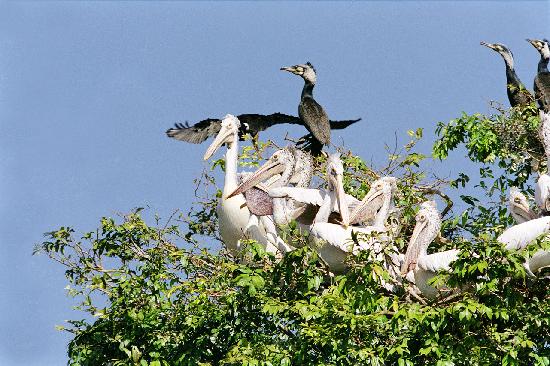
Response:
[0,1,548,364]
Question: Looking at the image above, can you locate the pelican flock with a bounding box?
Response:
[167,41,550,299]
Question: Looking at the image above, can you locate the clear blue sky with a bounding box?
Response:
[0,1,548,364]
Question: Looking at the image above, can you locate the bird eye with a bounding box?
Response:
[418,214,426,221]
[514,197,521,203]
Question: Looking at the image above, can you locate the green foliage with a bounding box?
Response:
[37,103,550,365]
[433,103,542,238]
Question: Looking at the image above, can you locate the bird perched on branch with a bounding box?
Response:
[527,39,550,112]
[480,41,533,108]
[280,62,331,155]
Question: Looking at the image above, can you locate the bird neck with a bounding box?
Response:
[294,161,313,188]
[373,192,391,227]
[223,134,240,197]
[314,191,333,223]
[504,63,523,88]
[301,80,315,99]
[538,56,549,73]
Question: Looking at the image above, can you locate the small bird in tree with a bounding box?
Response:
[480,41,534,108]
[280,62,331,155]
[166,113,361,146]
[527,39,550,112]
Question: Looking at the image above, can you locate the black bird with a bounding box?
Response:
[280,62,331,154]
[166,113,360,144]
[527,39,550,112]
[480,41,533,107]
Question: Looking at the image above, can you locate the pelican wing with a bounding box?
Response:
[269,187,359,213]
[497,216,550,250]
[310,224,384,252]
[269,187,326,206]
[310,223,356,252]
[528,250,550,274]
[417,249,459,272]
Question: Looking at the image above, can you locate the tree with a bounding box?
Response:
[36,103,550,365]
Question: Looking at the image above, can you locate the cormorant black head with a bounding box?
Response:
[480,41,515,68]
[280,62,317,84]
[527,39,550,59]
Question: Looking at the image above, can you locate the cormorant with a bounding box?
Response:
[480,41,533,107]
[281,62,331,154]
[166,113,360,144]
[527,39,550,112]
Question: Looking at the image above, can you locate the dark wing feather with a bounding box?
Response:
[166,112,359,145]
[299,96,331,145]
[238,113,302,135]
[329,118,361,130]
[166,119,222,144]
[535,72,550,112]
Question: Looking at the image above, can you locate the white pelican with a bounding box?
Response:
[309,177,402,288]
[204,114,283,255]
[509,187,537,224]
[497,216,550,276]
[401,201,460,299]
[227,146,313,226]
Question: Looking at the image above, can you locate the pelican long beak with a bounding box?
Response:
[226,159,286,200]
[517,202,537,221]
[400,219,428,275]
[204,128,232,161]
[335,173,350,227]
[348,188,384,225]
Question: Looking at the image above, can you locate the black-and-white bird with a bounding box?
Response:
[480,41,534,107]
[527,39,550,112]
[166,113,360,145]
[280,62,331,154]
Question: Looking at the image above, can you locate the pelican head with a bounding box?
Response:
[527,39,550,59]
[280,62,317,84]
[480,41,515,68]
[203,114,240,160]
[401,201,441,275]
[509,187,536,223]
[226,147,296,200]
[348,177,398,225]
[326,153,349,227]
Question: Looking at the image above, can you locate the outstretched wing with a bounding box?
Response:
[166,119,222,144]
[166,112,361,144]
[417,250,459,272]
[329,118,361,130]
[239,113,302,135]
[240,113,361,134]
